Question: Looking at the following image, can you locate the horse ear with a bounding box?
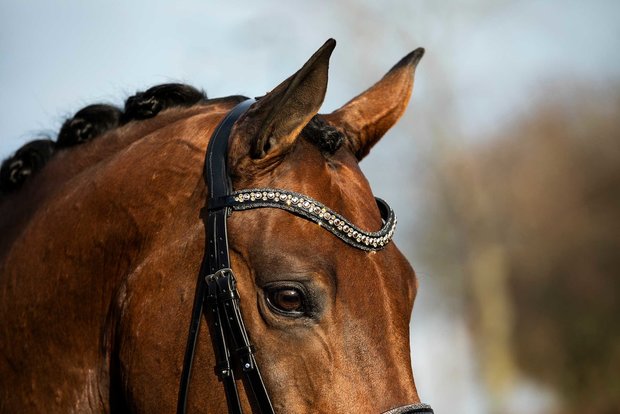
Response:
[323,48,424,160]
[229,39,335,171]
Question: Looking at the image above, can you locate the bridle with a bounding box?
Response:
[176,99,434,414]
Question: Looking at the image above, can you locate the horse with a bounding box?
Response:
[0,39,429,413]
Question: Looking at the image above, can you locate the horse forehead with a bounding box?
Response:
[278,140,381,220]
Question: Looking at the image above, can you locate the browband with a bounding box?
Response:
[209,189,397,251]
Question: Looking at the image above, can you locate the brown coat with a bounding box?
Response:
[0,40,425,413]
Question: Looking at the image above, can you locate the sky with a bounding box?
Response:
[1,1,619,413]
[3,1,618,155]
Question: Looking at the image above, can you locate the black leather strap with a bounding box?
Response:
[209,269,273,412]
[177,99,276,414]
[206,270,243,414]
[205,99,255,200]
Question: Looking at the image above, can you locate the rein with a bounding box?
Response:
[177,99,433,414]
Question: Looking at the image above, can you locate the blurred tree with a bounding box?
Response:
[422,88,620,414]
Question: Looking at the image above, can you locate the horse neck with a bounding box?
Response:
[0,105,223,260]
[0,104,230,314]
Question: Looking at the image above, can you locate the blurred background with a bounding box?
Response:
[1,1,619,413]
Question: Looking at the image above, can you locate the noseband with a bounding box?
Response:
[177,99,433,414]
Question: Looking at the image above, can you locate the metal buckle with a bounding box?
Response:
[205,267,233,283]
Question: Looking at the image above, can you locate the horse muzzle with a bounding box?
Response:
[381,403,434,414]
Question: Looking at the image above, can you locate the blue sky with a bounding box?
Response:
[3,1,618,156]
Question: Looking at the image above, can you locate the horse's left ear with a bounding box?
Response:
[323,48,424,160]
[229,39,335,173]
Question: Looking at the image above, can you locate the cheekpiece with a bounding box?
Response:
[228,188,397,251]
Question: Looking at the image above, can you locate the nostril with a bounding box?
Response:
[381,402,434,414]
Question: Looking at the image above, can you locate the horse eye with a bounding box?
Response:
[266,287,305,315]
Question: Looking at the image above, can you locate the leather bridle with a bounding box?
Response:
[176,99,434,414]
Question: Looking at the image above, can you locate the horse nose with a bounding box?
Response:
[381,403,434,414]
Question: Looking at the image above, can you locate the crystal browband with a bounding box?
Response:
[210,188,397,251]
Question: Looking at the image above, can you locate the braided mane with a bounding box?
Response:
[0,83,343,196]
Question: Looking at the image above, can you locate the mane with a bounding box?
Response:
[0,83,343,197]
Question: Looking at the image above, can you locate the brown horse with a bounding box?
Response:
[0,39,426,413]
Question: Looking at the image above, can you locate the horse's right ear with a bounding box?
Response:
[228,39,335,174]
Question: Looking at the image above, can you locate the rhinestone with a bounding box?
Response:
[286,200,292,206]
[279,194,287,201]
[343,225,349,232]
[356,237,362,242]
[329,220,334,225]
[353,231,358,237]
[243,194,250,200]
[318,213,324,218]
[292,197,299,203]
[303,201,310,209]
[334,219,341,226]
[324,213,331,220]
[267,192,275,199]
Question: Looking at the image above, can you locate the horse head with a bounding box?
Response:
[0,39,427,413]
